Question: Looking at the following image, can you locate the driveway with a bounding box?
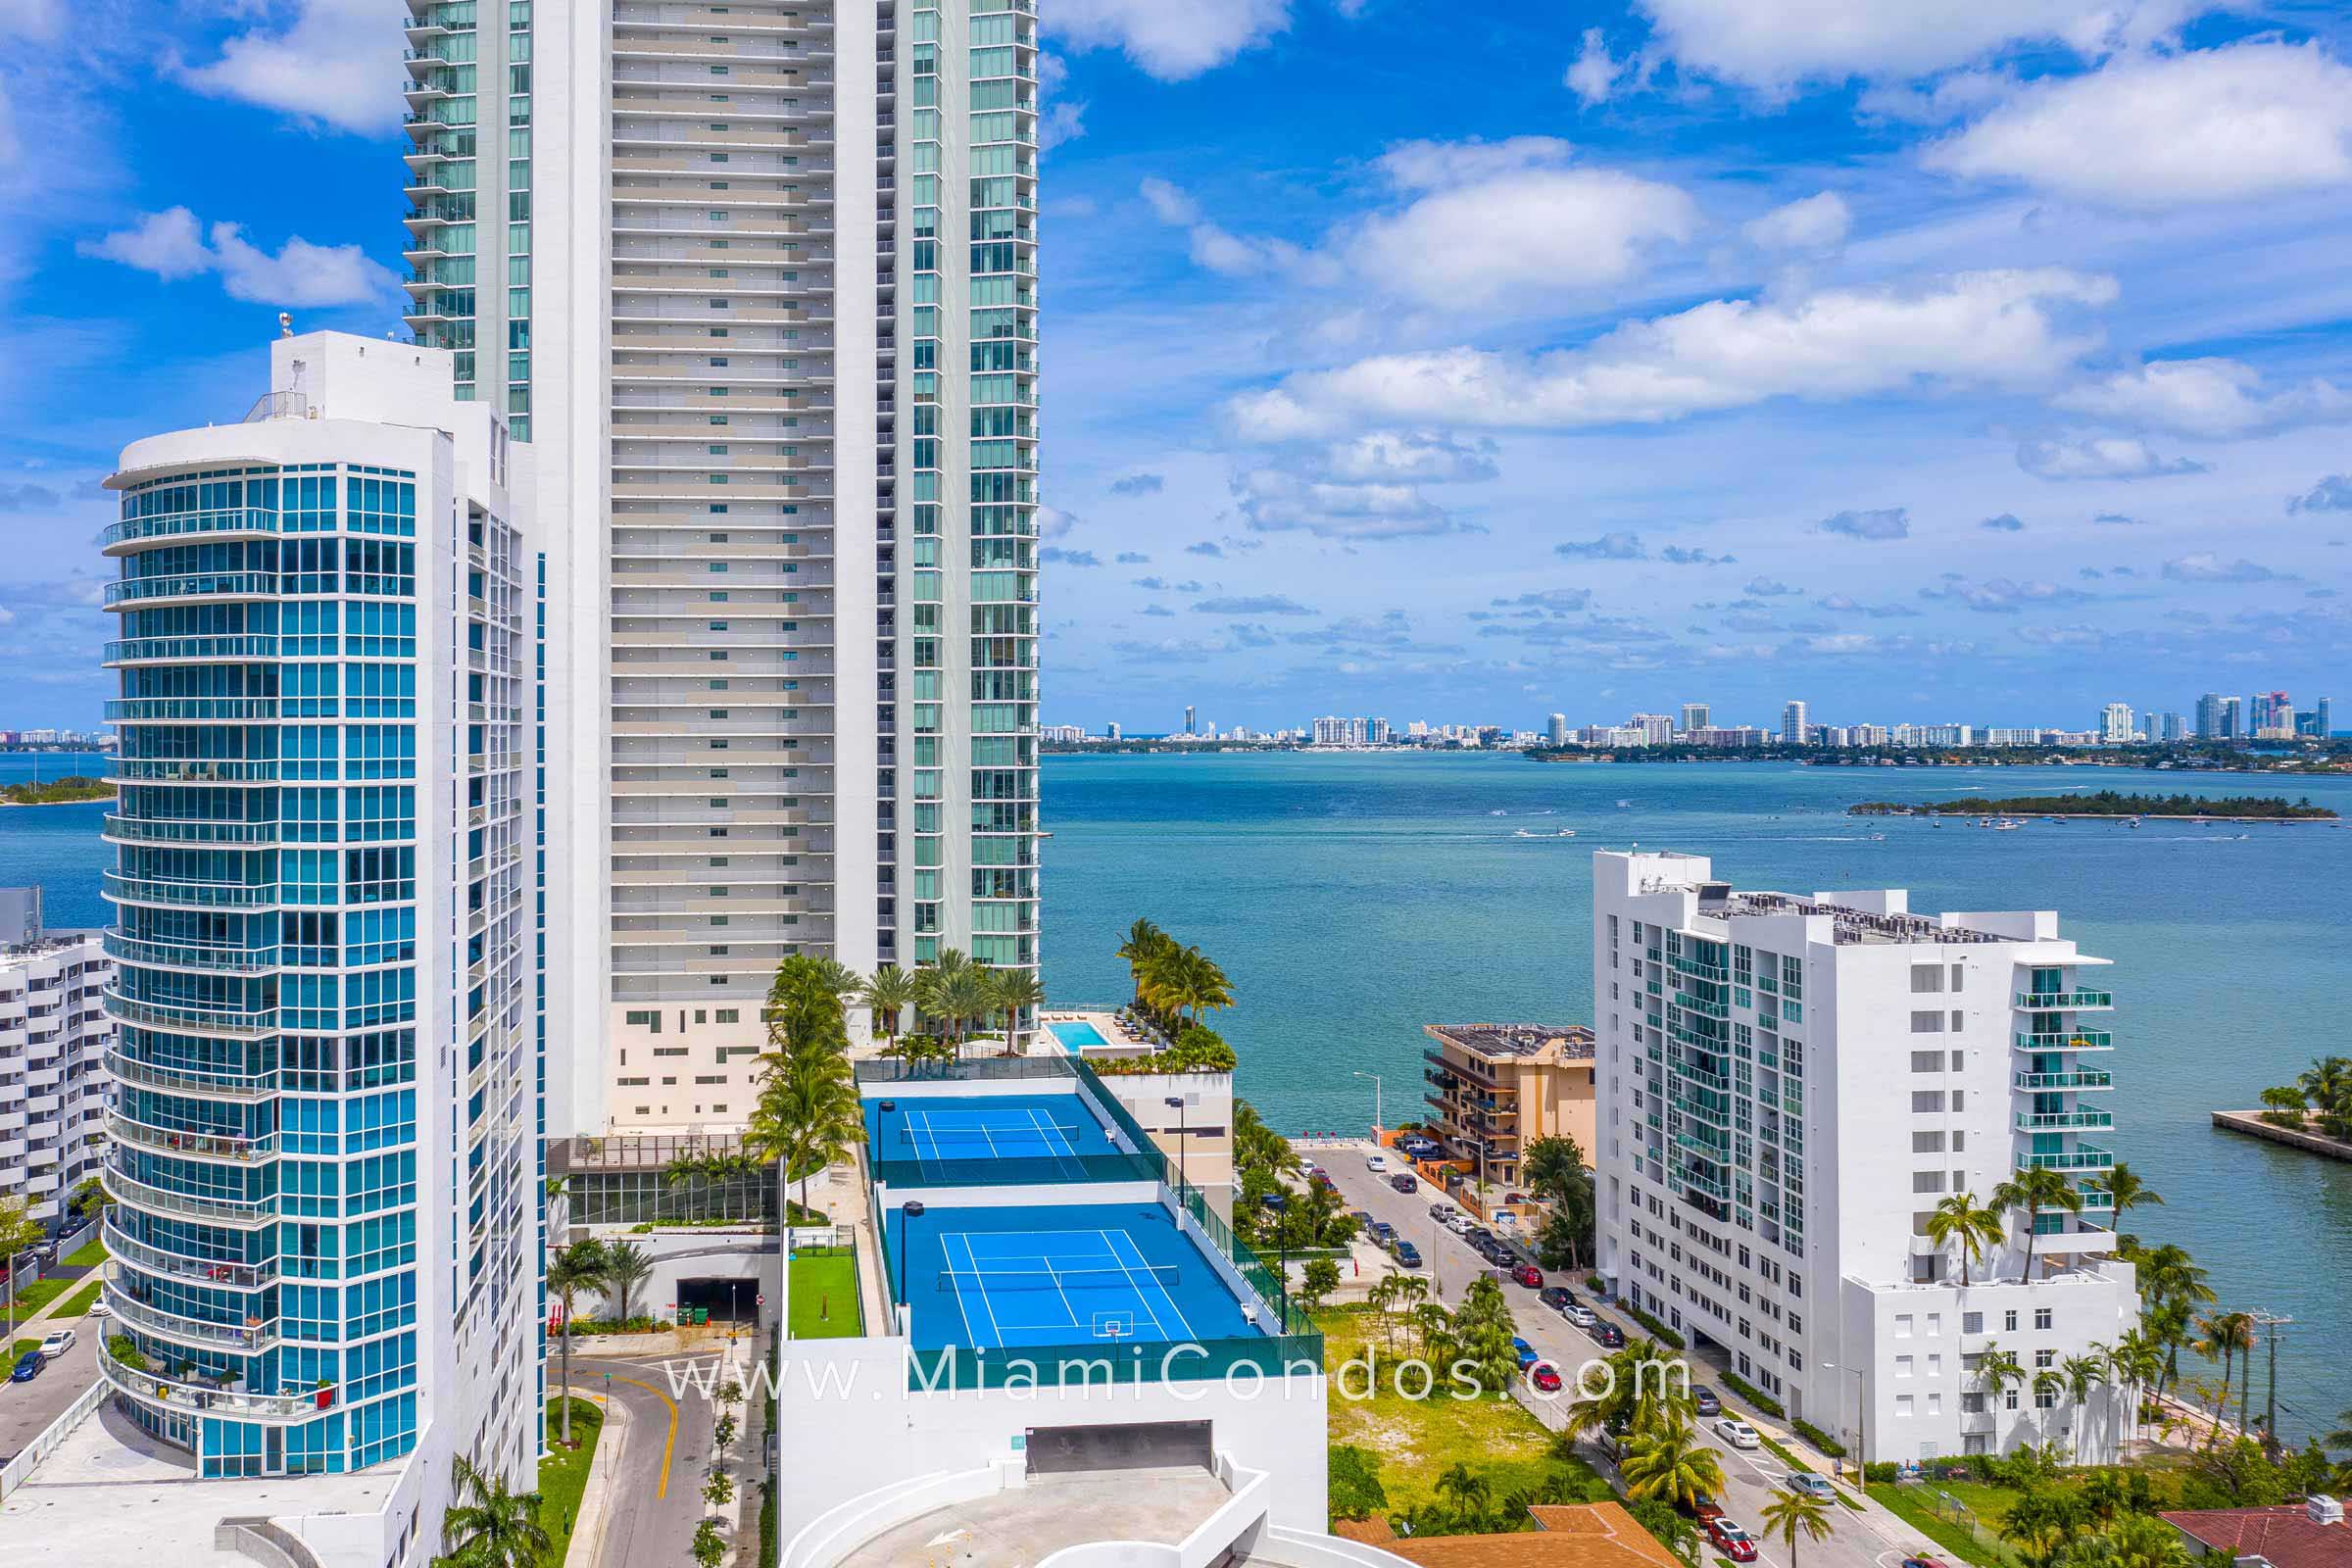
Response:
[0,1328,98,1465]
[572,1350,731,1568]
[1320,1145,1945,1568]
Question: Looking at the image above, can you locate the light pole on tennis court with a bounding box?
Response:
[1163,1096,1187,1189]
[899,1200,924,1326]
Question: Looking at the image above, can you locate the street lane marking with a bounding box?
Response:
[605,1372,682,1498]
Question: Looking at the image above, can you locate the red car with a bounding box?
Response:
[1511,1263,1544,1289]
[1706,1520,1757,1562]
[1529,1363,1563,1393]
[1689,1494,1725,1524]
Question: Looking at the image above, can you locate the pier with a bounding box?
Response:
[2212,1109,2352,1162]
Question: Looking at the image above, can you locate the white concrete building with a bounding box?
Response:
[0,888,113,1233]
[1592,852,2138,1465]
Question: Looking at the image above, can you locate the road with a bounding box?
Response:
[0,1326,98,1465]
[1319,1148,1944,1568]
[573,1350,731,1568]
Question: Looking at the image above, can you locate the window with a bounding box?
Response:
[1950,963,1965,993]
[2004,1310,2019,1332]
[1911,963,1944,994]
[1928,1393,1943,1416]
[1912,1170,1946,1193]
[1950,1050,1965,1071]
[1894,1313,1915,1338]
[1911,1091,1945,1112]
[1927,1313,1941,1336]
[1911,1051,1945,1072]
[1963,1311,1984,1334]
[1895,1395,1915,1417]
[1895,1354,1915,1377]
[2034,1308,2053,1330]
[1913,1131,1945,1152]
[1952,1009,1965,1031]
[1910,1010,1945,1033]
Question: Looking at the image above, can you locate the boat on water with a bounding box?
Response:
[1513,827,1579,839]
[1615,799,1632,808]
[1992,818,2023,831]
[1870,832,1886,841]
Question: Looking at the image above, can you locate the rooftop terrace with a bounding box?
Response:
[1426,1023,1596,1062]
[1701,888,2009,946]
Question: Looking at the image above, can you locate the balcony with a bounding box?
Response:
[105,1108,277,1164]
[104,1276,280,1353]
[98,1350,317,1423]
[2014,1031,2112,1053]
[2015,1109,2115,1132]
[2014,990,2112,1010]
[2020,1144,2115,1173]
[100,1159,272,1228]
[103,1213,272,1291]
[2014,1069,2111,1092]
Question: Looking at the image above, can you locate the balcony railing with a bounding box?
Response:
[2014,1031,2113,1054]
[2014,1070,2112,1091]
[2015,1110,2115,1132]
[98,1349,316,1422]
[2015,990,2112,1009]
[2020,1144,2115,1173]
[103,1212,272,1291]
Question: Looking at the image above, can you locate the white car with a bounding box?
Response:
[1561,1303,1596,1327]
[1714,1417,1761,1450]
[86,1298,113,1319]
[37,1328,75,1360]
[1365,1152,1390,1173]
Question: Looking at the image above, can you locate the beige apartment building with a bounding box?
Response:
[1421,1021,1597,1189]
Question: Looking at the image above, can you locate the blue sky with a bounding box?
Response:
[3,2,2351,734]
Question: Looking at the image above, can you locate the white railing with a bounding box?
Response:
[0,1371,106,1503]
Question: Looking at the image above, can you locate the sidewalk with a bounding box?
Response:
[561,1385,630,1568]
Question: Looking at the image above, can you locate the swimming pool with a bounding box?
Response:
[1047,1018,1108,1050]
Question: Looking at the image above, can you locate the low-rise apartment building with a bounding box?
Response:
[1423,1022,1597,1188]
[0,886,113,1232]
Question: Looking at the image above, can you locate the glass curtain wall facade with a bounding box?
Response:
[405,0,535,438]
[98,349,541,1480]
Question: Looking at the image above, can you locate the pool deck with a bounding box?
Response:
[1038,1008,1164,1056]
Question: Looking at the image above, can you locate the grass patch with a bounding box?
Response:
[787,1250,861,1341]
[65,1237,107,1269]
[1316,1309,1597,1515]
[8,1276,78,1315]
[49,1281,103,1318]
[1869,1483,2020,1568]
[537,1396,605,1566]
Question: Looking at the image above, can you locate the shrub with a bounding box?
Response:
[1328,1445,1389,1522]
[1623,1303,1685,1349]
[1792,1418,1847,1457]
[1586,1274,1608,1295]
[1720,1372,1786,1419]
[1865,1461,1900,1484]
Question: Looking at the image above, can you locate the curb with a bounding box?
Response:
[563,1386,629,1568]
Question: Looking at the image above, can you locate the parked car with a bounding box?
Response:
[85,1298,112,1319]
[1428,1201,1458,1223]
[1589,1320,1625,1348]
[9,1350,42,1384]
[1538,1285,1574,1310]
[1398,1136,1442,1158]
[1901,1557,1953,1568]
[1392,1242,1423,1269]
[1689,1494,1725,1524]
[1692,1386,1722,1417]
[1529,1363,1564,1394]
[36,1329,74,1360]
[1510,1262,1544,1289]
[1706,1520,1758,1562]
[1714,1417,1761,1450]
[1365,1152,1390,1173]
[1785,1473,1838,1501]
[1388,1173,1417,1195]
[1349,1210,1377,1232]
[1369,1220,1396,1246]
[1562,1302,1597,1328]
[1511,1337,1539,1370]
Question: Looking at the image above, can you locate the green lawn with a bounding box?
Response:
[49,1281,103,1318]
[8,1275,79,1316]
[65,1236,107,1269]
[1871,1483,2023,1568]
[787,1250,862,1340]
[538,1397,605,1566]
[1317,1309,1598,1516]
[9,1338,38,1361]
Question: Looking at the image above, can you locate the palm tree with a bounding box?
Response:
[859,965,918,1058]
[1115,918,1171,994]
[2190,1311,2254,1435]
[2093,1163,2161,1221]
[986,967,1047,1055]
[1924,1191,2006,1286]
[1992,1166,2082,1280]
[434,1454,554,1568]
[546,1240,610,1446]
[1435,1461,1493,1527]
[2104,1330,2164,1459]
[0,1195,41,1340]
[1619,1414,1728,1510]
[1758,1487,1835,1568]
[602,1240,656,1324]
[2059,1352,2109,1461]
[1976,1343,2027,1413]
[2297,1055,2352,1113]
[746,1048,865,1218]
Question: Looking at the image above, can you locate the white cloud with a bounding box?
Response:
[0,0,61,40]
[1229,268,2117,436]
[172,0,403,134]
[1743,191,1850,253]
[1041,101,1087,151]
[2014,436,2207,480]
[1231,468,1475,540]
[78,207,209,279]
[1320,431,1498,483]
[80,208,396,306]
[1633,0,2208,92]
[1819,507,1910,540]
[1375,135,1577,191]
[1137,177,1311,277]
[1050,0,1292,81]
[2162,553,2289,583]
[2054,357,2352,439]
[1565,28,1625,105]
[1925,43,2352,209]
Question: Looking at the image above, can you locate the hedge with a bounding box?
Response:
[1622,1303,1685,1349]
[1720,1372,1786,1419]
[1791,1417,1846,1457]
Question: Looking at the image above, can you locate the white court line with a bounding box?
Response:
[946,1231,1004,1349]
[1102,1226,1189,1341]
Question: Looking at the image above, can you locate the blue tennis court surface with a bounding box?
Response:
[864,1092,1121,1179]
[884,1201,1267,1350]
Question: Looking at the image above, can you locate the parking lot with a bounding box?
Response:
[1314,1141,1944,1568]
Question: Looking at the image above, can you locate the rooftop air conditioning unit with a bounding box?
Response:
[2309,1495,2344,1527]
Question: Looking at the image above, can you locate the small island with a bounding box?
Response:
[0,774,116,808]
[1849,790,2337,820]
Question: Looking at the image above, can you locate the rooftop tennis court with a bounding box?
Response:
[883,1200,1268,1351]
[864,1091,1141,1184]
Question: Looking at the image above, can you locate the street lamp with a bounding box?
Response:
[1163,1096,1188,1190]
[1352,1071,1383,1136]
[1822,1359,1866,1484]
[899,1200,924,1331]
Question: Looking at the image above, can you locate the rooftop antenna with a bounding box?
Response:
[278,311,293,338]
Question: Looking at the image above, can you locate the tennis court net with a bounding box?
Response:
[936,1263,1182,1293]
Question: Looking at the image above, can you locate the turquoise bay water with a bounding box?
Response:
[1039,750,2352,1441]
[5,746,2344,1433]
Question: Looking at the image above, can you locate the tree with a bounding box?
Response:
[602,1240,656,1324]
[2056,1512,2193,1568]
[1977,1344,2027,1411]
[1925,1191,2006,1286]
[1448,1274,1520,1393]
[432,1454,553,1568]
[1525,1136,1595,1270]
[0,1195,43,1340]
[985,966,1047,1056]
[2192,1312,2255,1434]
[1619,1414,1727,1510]
[1560,1339,1691,1457]
[912,951,992,1058]
[546,1239,610,1446]
[689,1518,726,1568]
[762,953,853,1060]
[859,965,918,1058]
[2104,1330,2164,1460]
[1628,1497,1698,1565]
[1328,1446,1388,1522]
[1758,1487,1835,1568]
[1116,918,1173,995]
[2094,1164,2161,1221]
[2258,1086,2312,1128]
[1992,1166,2083,1281]
[1435,1461,1494,1528]
[68,1176,111,1224]
[1298,1256,1342,1315]
[2060,1354,2109,1459]
[746,1047,864,1218]
[2002,1488,2087,1568]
